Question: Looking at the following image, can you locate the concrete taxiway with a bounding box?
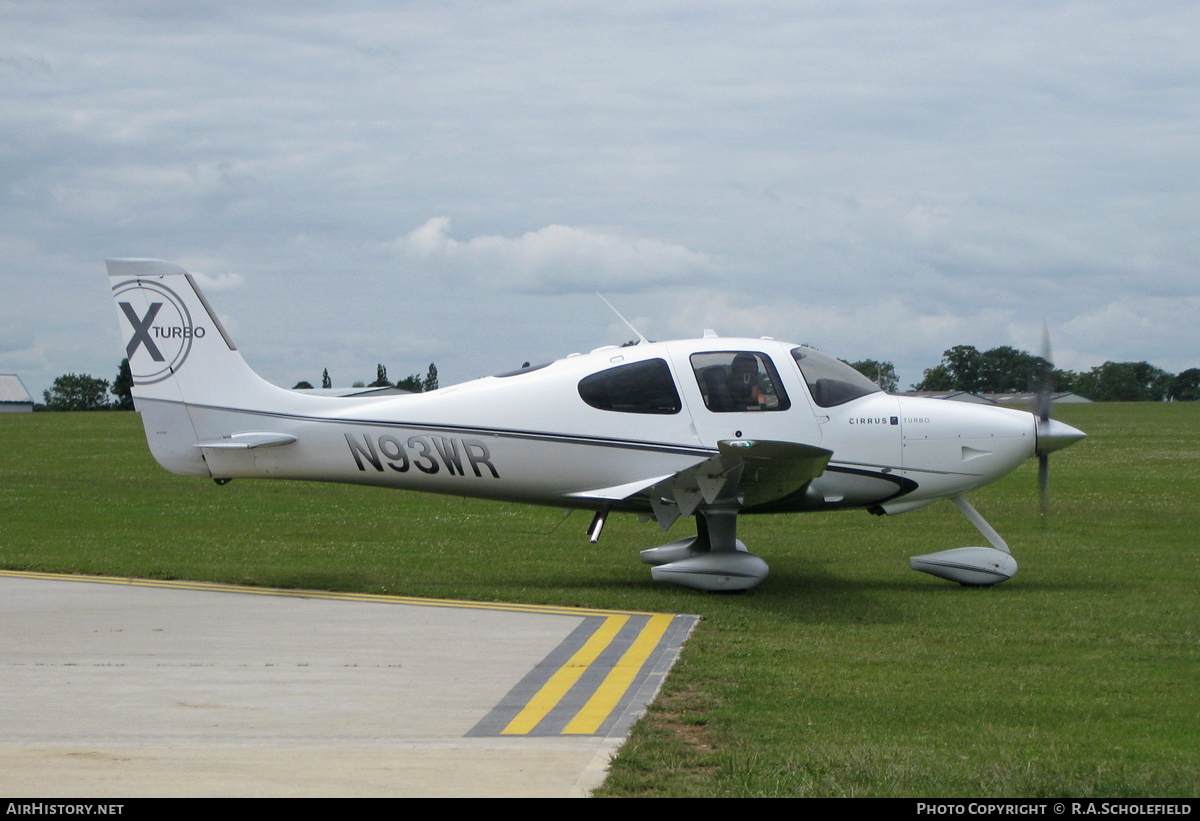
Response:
[0,571,696,797]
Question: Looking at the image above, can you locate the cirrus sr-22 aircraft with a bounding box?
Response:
[107,258,1085,592]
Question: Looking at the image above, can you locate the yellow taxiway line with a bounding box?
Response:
[0,569,659,617]
[501,615,631,735]
[563,613,674,735]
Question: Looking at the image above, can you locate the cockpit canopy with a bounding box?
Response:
[790,346,883,407]
[573,343,884,415]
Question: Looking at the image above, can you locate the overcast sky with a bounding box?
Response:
[3,1,1197,399]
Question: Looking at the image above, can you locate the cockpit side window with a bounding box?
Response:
[790,346,883,407]
[578,358,682,414]
[689,352,791,413]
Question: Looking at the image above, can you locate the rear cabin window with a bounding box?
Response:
[577,358,682,414]
[690,352,790,413]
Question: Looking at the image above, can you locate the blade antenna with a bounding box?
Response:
[596,293,649,345]
[544,509,575,535]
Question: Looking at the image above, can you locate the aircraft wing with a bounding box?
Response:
[715,439,833,508]
[647,439,831,528]
[569,439,832,529]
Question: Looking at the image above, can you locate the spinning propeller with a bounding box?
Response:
[1032,325,1086,517]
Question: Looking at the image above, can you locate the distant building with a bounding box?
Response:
[904,390,995,405]
[0,375,34,413]
[981,392,1092,408]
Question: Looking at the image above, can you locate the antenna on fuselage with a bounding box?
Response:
[596,293,649,345]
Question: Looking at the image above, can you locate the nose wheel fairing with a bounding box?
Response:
[910,546,1018,586]
[910,494,1018,586]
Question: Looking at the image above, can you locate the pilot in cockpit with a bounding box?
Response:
[731,353,767,410]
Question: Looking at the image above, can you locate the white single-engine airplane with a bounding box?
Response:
[108,259,1085,591]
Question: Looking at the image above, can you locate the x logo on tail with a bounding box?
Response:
[120,301,165,361]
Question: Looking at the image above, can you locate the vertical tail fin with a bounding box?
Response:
[107,259,278,406]
[107,259,292,476]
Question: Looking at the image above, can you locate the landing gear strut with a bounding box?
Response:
[641,507,769,592]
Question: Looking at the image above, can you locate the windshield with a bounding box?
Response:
[791,347,883,407]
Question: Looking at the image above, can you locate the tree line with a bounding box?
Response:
[291,363,439,393]
[40,360,440,410]
[40,360,135,411]
[868,345,1200,402]
[37,346,1200,411]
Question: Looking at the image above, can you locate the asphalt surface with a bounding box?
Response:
[0,571,696,797]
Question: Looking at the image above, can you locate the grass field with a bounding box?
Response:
[1,403,1197,796]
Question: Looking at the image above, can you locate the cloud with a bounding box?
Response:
[662,290,1034,389]
[0,327,36,354]
[388,218,715,294]
[189,271,246,291]
[1057,296,1200,374]
[0,338,49,373]
[659,287,1200,389]
[666,290,988,350]
[2,3,1198,396]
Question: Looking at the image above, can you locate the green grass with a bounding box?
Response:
[1,404,1197,796]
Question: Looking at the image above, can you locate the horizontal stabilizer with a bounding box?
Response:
[194,432,298,450]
